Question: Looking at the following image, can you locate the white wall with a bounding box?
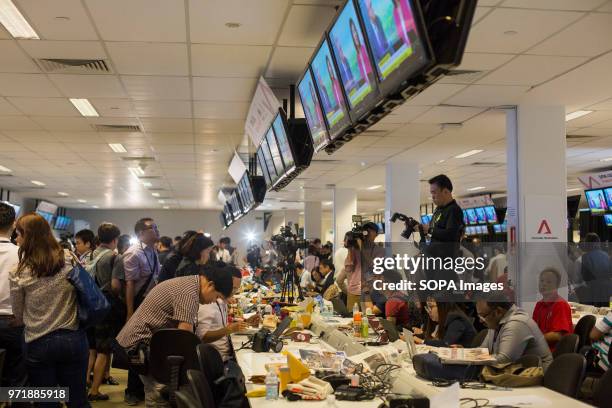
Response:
[66,208,265,259]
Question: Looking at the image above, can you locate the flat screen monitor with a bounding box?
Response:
[311,38,351,139]
[261,137,278,182]
[54,215,72,230]
[465,226,474,236]
[465,208,477,225]
[220,213,228,228]
[230,192,242,219]
[474,207,486,224]
[265,128,284,177]
[329,0,380,119]
[479,225,488,235]
[462,209,468,225]
[484,206,497,224]
[604,187,612,209]
[501,220,507,233]
[224,202,234,223]
[605,214,612,227]
[272,112,295,171]
[256,148,272,187]
[36,210,54,224]
[298,68,330,152]
[586,189,607,211]
[493,224,502,234]
[356,0,431,95]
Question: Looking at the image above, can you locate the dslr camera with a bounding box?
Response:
[251,328,284,353]
[390,212,421,240]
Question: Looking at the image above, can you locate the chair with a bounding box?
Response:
[593,367,612,407]
[196,343,225,395]
[553,333,579,358]
[149,329,201,406]
[470,329,488,348]
[186,369,215,408]
[543,354,586,398]
[515,354,541,368]
[574,315,596,350]
[175,390,201,408]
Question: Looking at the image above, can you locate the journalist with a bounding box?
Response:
[360,222,385,310]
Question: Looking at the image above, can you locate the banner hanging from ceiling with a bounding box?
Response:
[577,170,612,190]
[456,195,494,209]
[228,151,247,184]
[245,76,281,147]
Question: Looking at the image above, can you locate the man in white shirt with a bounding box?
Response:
[0,202,25,386]
[216,237,232,264]
[486,246,507,282]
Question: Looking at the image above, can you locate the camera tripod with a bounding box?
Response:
[279,262,304,304]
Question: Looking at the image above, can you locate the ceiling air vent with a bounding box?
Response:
[471,162,504,168]
[444,69,487,83]
[120,156,156,162]
[92,124,142,132]
[566,134,598,140]
[0,173,13,177]
[34,58,111,73]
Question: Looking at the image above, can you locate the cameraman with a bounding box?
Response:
[360,222,385,310]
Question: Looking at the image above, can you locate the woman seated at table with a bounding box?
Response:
[532,267,573,351]
[414,296,476,347]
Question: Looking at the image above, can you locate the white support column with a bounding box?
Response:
[304,201,323,241]
[506,105,567,308]
[385,161,420,243]
[284,210,300,231]
[333,188,357,255]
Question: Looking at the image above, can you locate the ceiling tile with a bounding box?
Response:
[133,100,192,118]
[478,55,587,85]
[49,74,125,98]
[445,84,529,107]
[0,41,40,73]
[411,106,485,124]
[149,134,195,145]
[0,98,21,115]
[193,101,250,119]
[89,98,136,117]
[265,47,313,80]
[564,110,612,127]
[500,0,607,10]
[404,84,467,106]
[122,76,191,100]
[277,5,336,47]
[85,0,186,42]
[18,0,98,40]
[19,40,107,61]
[588,98,612,110]
[0,74,62,97]
[7,97,79,116]
[385,105,431,123]
[192,77,256,101]
[194,119,245,134]
[466,8,583,54]
[140,118,194,133]
[191,44,271,77]
[189,0,287,45]
[31,116,92,131]
[107,43,189,76]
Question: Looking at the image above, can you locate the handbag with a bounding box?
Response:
[480,363,543,387]
[67,255,111,329]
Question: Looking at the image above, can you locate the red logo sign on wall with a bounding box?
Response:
[537,220,552,235]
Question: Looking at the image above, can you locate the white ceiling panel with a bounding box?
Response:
[7,97,78,116]
[85,0,186,42]
[193,101,250,119]
[455,52,516,72]
[149,134,194,145]
[565,110,612,127]
[411,106,485,124]
[466,9,583,54]
[192,77,256,102]
[133,100,192,118]
[191,44,271,77]
[189,0,287,45]
[478,55,586,85]
[31,116,92,131]
[588,98,612,110]
[0,74,61,97]
[445,84,529,107]
[0,98,21,115]
[19,40,107,60]
[385,105,431,123]
[405,84,467,106]
[528,14,612,57]
[17,0,98,40]
[49,74,125,98]
[151,145,194,154]
[140,118,194,133]
[89,99,135,117]
[277,5,337,47]
[0,41,40,73]
[266,47,313,79]
[122,76,191,100]
[194,119,245,134]
[107,43,189,76]
[598,1,612,11]
[500,0,607,11]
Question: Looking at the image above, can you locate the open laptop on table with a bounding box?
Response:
[331,298,351,318]
[379,319,400,342]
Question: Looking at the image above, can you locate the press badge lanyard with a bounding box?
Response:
[140,242,158,275]
[216,301,237,356]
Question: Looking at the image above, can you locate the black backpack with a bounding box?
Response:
[196,344,247,408]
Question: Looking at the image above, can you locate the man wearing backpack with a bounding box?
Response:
[87,222,121,401]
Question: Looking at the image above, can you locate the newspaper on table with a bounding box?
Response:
[298,349,346,371]
[344,345,402,372]
[415,345,496,365]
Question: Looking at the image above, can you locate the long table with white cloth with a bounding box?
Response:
[233,314,592,408]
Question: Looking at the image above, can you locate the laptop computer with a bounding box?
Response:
[379,319,400,342]
[403,328,417,359]
[331,298,351,318]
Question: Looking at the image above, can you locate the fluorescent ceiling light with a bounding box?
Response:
[0,0,39,39]
[566,188,580,192]
[377,208,385,212]
[57,192,69,197]
[599,157,612,162]
[142,181,153,187]
[0,165,12,172]
[108,143,127,153]
[69,98,99,117]
[129,167,145,177]
[163,206,170,209]
[151,192,160,197]
[31,180,45,186]
[467,186,485,191]
[158,200,166,204]
[565,110,592,121]
[367,185,382,190]
[323,201,332,205]
[77,199,87,203]
[92,205,99,209]
[436,159,446,164]
[455,149,483,159]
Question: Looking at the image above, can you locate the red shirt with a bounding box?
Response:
[386,298,410,327]
[532,294,573,350]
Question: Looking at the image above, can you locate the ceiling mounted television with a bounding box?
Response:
[474,207,486,224]
[54,215,72,231]
[272,112,295,172]
[256,147,272,187]
[329,0,381,121]
[462,209,468,225]
[586,189,607,211]
[36,210,54,224]
[604,214,612,227]
[604,187,612,209]
[220,212,228,229]
[298,68,331,153]
[484,205,497,224]
[265,127,284,178]
[230,191,243,220]
[493,224,502,234]
[465,208,477,225]
[355,0,432,96]
[465,226,474,236]
[310,38,352,140]
[260,137,278,187]
[223,202,234,226]
[478,225,488,235]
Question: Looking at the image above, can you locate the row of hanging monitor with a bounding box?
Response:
[221,0,477,229]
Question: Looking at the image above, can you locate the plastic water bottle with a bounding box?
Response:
[265,368,279,400]
[360,316,369,338]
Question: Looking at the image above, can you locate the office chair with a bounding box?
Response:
[543,353,586,398]
[553,334,579,359]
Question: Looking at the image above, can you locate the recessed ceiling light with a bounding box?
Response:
[599,157,612,162]
[0,0,39,39]
[0,165,12,172]
[77,199,87,203]
[151,192,160,197]
[377,208,385,212]
[299,211,304,215]
[31,180,45,186]
[467,186,486,192]
[128,167,145,177]
[503,30,518,36]
[360,161,367,167]
[57,192,69,197]
[163,206,170,209]
[565,110,593,121]
[367,185,382,190]
[225,22,241,28]
[566,188,580,192]
[323,201,332,205]
[436,159,446,164]
[92,205,99,209]
[108,143,127,153]
[455,149,483,159]
[142,181,152,187]
[158,199,165,204]
[69,98,99,117]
